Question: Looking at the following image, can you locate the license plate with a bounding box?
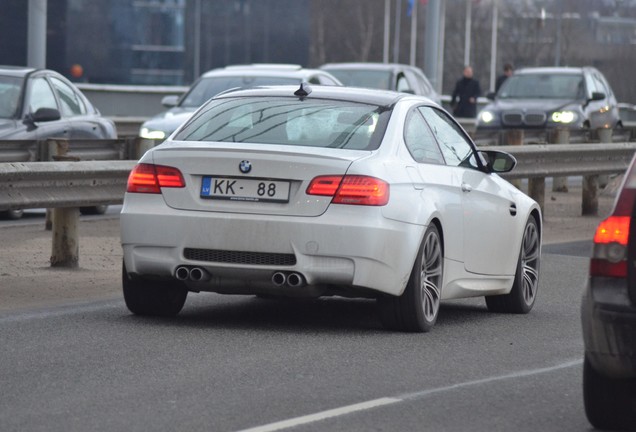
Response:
[201,176,290,202]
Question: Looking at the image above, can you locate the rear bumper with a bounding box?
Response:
[120,194,425,297]
[581,277,636,379]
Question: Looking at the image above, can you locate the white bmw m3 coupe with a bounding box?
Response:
[120,84,542,332]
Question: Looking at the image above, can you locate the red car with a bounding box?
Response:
[582,154,636,430]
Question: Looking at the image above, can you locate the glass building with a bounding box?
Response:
[0,0,310,85]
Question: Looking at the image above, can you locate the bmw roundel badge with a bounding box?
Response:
[239,160,252,174]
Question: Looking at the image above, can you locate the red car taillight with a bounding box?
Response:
[127,163,186,194]
[590,216,630,278]
[306,175,389,206]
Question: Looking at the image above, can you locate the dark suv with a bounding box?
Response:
[581,154,636,430]
[477,66,620,130]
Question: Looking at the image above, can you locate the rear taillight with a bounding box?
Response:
[127,163,186,194]
[590,216,630,278]
[307,175,389,206]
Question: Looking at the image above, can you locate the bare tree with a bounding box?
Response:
[309,0,385,65]
[307,0,636,102]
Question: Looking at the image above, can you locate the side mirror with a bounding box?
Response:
[479,150,516,173]
[28,107,61,123]
[590,91,605,102]
[486,91,496,101]
[161,95,180,108]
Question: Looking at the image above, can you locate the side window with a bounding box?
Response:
[600,74,614,98]
[584,74,597,99]
[404,108,444,164]
[29,77,58,113]
[418,73,435,96]
[418,106,477,168]
[50,77,86,116]
[592,73,609,98]
[396,74,412,93]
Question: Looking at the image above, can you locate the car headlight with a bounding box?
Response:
[479,110,495,124]
[551,111,578,124]
[139,127,166,140]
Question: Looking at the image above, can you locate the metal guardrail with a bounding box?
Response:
[0,160,135,212]
[0,137,153,163]
[111,117,149,138]
[1,143,635,213]
[491,143,636,179]
[1,138,635,267]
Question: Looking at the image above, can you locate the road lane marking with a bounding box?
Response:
[0,299,122,323]
[234,398,402,432]
[400,358,583,400]
[235,359,583,432]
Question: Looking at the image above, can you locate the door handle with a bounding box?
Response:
[461,183,472,192]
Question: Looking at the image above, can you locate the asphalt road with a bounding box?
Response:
[0,248,595,432]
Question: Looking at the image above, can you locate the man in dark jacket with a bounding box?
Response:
[495,63,514,93]
[451,66,481,118]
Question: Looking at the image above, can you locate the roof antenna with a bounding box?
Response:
[294,81,312,98]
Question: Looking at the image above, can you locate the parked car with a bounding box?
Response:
[319,62,441,105]
[477,66,620,131]
[582,153,636,430]
[0,65,117,219]
[139,64,342,141]
[121,84,542,332]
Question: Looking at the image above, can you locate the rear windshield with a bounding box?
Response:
[180,76,300,107]
[499,73,585,99]
[174,96,390,151]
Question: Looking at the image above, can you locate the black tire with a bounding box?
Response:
[0,209,24,220]
[80,205,108,215]
[378,224,443,332]
[583,356,636,431]
[486,215,540,314]
[122,262,188,317]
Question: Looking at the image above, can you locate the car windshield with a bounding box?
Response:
[179,76,301,108]
[0,75,23,119]
[324,70,392,90]
[175,96,389,150]
[498,73,585,99]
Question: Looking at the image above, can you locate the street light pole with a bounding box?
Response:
[424,0,441,90]
[464,0,472,66]
[27,0,47,68]
[555,0,563,66]
[384,0,391,63]
[193,0,201,80]
[393,0,402,63]
[410,0,418,65]
[489,0,498,92]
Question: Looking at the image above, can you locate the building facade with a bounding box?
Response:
[0,0,310,85]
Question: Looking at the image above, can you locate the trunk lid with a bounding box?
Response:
[151,141,368,217]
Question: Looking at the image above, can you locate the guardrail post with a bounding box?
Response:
[44,139,81,231]
[44,138,82,267]
[551,128,570,192]
[528,176,545,213]
[581,129,612,216]
[581,172,598,216]
[135,137,156,159]
[597,128,613,188]
[504,129,523,189]
[50,207,80,267]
